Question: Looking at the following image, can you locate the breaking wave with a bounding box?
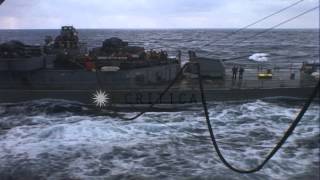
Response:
[249,53,269,62]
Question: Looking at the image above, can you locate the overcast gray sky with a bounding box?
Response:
[0,0,318,29]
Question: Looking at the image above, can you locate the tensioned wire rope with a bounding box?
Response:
[232,6,320,45]
[125,0,307,61]
[220,5,319,61]
[206,0,306,46]
[106,6,319,121]
[105,4,319,119]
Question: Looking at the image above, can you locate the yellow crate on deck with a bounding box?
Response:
[258,73,273,79]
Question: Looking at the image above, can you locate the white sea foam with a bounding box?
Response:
[0,100,318,179]
[311,72,320,80]
[249,53,269,62]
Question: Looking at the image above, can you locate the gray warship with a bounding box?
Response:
[0,26,318,107]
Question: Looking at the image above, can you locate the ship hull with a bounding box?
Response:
[0,65,318,106]
[0,87,316,106]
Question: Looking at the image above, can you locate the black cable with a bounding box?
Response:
[102,61,319,172]
[92,2,319,173]
[197,63,320,173]
[111,63,189,121]
[108,62,318,173]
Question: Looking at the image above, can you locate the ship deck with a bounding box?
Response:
[137,67,316,91]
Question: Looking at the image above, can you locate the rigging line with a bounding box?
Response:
[91,4,319,173]
[115,105,307,149]
[221,6,319,61]
[197,63,320,173]
[115,64,189,121]
[92,6,318,170]
[113,109,288,149]
[209,0,306,45]
[109,92,298,148]
[104,65,311,150]
[96,64,216,143]
[234,6,319,45]
[104,105,273,147]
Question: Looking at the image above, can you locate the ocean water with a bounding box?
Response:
[0,29,319,180]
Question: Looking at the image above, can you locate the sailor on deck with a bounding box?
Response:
[239,66,245,79]
[232,65,238,80]
[84,55,95,71]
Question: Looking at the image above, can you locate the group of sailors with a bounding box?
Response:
[232,65,245,80]
[143,49,168,60]
[106,49,169,61]
[83,49,170,71]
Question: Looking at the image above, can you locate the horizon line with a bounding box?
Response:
[0,27,318,30]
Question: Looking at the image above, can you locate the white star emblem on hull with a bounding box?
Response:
[92,90,110,108]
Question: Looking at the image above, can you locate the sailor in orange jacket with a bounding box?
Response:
[84,55,96,71]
